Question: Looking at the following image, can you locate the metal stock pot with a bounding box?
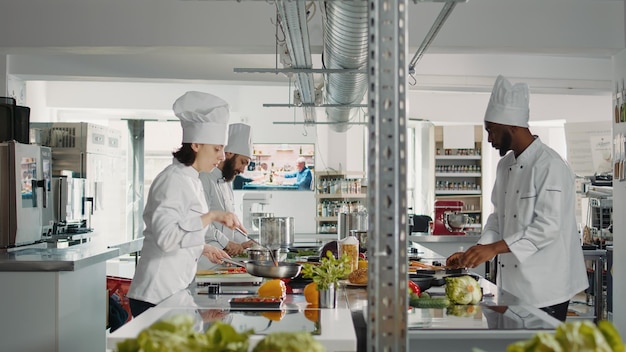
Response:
[258,217,294,249]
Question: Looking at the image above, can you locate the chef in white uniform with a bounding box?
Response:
[198,123,255,270]
[447,75,588,321]
[128,91,246,317]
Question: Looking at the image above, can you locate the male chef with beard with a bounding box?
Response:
[198,123,256,269]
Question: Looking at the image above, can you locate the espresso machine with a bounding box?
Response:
[433,200,469,235]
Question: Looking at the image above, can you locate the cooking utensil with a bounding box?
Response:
[235,228,277,266]
[249,212,274,233]
[409,274,434,292]
[222,258,302,279]
[246,247,281,262]
[258,217,294,249]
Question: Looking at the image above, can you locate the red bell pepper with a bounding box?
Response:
[408,280,421,296]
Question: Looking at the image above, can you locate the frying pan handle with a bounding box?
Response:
[222,258,247,269]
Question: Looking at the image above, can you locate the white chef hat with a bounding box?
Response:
[224,123,253,158]
[172,91,230,145]
[484,75,530,128]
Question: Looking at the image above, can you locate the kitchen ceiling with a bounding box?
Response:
[1,0,624,103]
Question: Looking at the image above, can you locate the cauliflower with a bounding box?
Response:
[445,275,482,305]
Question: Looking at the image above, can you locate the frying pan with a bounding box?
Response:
[223,258,302,279]
[410,274,435,292]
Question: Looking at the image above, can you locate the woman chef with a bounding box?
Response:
[128,91,246,317]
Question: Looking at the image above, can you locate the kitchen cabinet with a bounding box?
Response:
[434,126,483,235]
[314,171,366,235]
[0,243,119,352]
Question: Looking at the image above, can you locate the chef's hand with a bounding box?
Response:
[241,240,255,249]
[459,241,509,268]
[204,211,247,234]
[446,252,465,268]
[224,241,245,256]
[202,244,230,264]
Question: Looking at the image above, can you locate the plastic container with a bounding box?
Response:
[338,235,359,272]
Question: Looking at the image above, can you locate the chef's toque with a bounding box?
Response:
[484,75,530,128]
[173,91,230,145]
[224,123,253,158]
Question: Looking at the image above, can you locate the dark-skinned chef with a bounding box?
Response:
[447,75,588,321]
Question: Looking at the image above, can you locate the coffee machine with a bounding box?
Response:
[433,200,469,235]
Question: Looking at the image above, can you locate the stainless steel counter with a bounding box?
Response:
[107,282,357,352]
[0,243,119,271]
[344,275,560,351]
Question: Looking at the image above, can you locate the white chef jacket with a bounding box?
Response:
[128,160,209,305]
[479,137,588,308]
[198,168,248,270]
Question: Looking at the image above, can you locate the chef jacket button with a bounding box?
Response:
[514,264,518,268]
[501,264,504,267]
[513,214,517,218]
[520,165,523,169]
[516,190,519,193]
[509,167,512,171]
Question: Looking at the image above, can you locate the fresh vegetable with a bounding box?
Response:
[304,282,319,306]
[410,296,450,309]
[258,279,287,298]
[301,251,352,290]
[252,331,326,352]
[507,320,624,352]
[116,315,252,352]
[598,320,625,352]
[408,280,421,296]
[445,275,482,305]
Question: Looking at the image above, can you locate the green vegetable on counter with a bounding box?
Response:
[507,320,625,352]
[301,251,352,290]
[445,275,482,305]
[252,331,326,352]
[116,314,253,352]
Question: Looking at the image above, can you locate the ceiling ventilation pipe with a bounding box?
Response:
[321,1,368,132]
[275,0,317,123]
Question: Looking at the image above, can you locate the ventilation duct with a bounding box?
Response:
[321,1,369,132]
[275,0,317,123]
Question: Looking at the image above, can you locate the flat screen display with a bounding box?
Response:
[235,143,315,191]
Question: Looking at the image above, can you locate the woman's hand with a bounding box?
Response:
[202,210,247,234]
[202,244,230,264]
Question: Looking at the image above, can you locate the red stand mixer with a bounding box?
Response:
[433,200,470,235]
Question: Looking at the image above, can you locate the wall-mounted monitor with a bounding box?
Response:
[234,143,315,191]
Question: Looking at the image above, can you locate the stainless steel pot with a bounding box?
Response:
[249,212,273,233]
[338,211,368,240]
[258,217,294,249]
[246,247,283,262]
